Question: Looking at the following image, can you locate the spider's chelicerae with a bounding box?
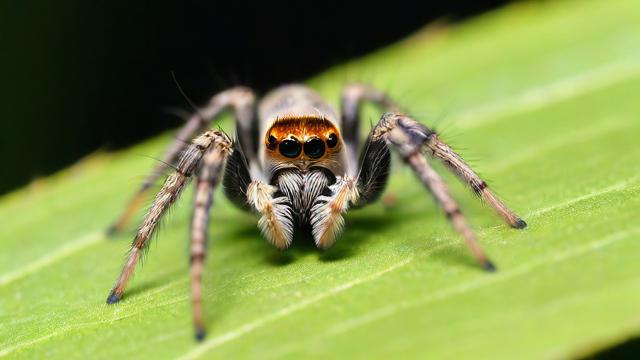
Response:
[106,84,526,340]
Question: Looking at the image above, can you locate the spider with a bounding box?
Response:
[105,84,527,341]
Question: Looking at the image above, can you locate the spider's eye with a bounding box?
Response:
[304,137,325,159]
[266,134,277,150]
[279,138,302,158]
[326,133,338,148]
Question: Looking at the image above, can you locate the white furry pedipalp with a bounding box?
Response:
[310,176,360,249]
[246,182,294,249]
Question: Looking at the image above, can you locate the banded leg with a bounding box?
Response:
[343,84,526,229]
[106,130,232,304]
[107,87,255,235]
[371,112,524,270]
[190,145,227,341]
[422,127,526,228]
[407,154,495,270]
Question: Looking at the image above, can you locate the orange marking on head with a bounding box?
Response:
[265,115,342,160]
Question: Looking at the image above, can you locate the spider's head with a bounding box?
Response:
[263,115,344,173]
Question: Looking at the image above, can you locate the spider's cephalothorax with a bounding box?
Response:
[106,84,527,341]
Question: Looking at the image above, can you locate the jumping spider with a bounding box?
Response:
[106,84,527,341]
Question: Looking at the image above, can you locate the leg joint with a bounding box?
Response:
[471,181,488,194]
[445,207,462,219]
[190,252,206,264]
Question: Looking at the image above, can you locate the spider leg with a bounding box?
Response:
[408,152,495,270]
[340,83,400,207]
[107,87,255,235]
[372,112,520,270]
[189,143,228,341]
[420,121,527,229]
[341,84,526,228]
[340,83,401,158]
[106,130,232,305]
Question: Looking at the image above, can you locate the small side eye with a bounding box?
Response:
[326,133,338,148]
[266,135,277,150]
[279,138,302,158]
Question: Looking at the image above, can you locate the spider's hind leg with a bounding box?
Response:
[107,87,256,235]
[340,83,398,208]
[340,83,400,158]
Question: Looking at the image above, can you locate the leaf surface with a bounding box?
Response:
[1,0,640,358]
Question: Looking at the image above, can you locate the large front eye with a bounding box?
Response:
[304,137,325,159]
[279,138,302,158]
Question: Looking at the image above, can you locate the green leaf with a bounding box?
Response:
[2,0,640,358]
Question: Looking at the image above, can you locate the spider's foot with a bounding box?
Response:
[482,260,497,273]
[106,291,122,305]
[512,218,528,229]
[195,328,206,342]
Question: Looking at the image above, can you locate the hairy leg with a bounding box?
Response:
[423,129,526,228]
[370,112,526,270]
[189,145,228,341]
[406,153,495,270]
[106,130,232,304]
[377,112,526,229]
[108,87,255,235]
[341,84,525,228]
[340,83,401,160]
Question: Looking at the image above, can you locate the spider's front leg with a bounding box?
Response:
[106,130,232,312]
[189,138,230,340]
[370,112,527,270]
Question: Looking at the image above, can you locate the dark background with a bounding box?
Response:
[0,1,511,195]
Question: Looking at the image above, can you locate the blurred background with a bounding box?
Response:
[0,0,508,195]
